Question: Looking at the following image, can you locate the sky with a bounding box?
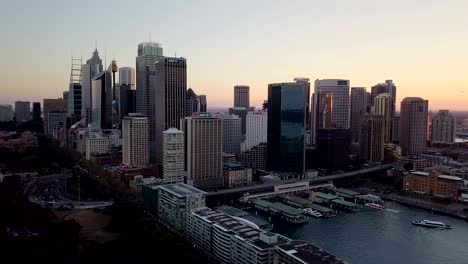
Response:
[1,0,468,110]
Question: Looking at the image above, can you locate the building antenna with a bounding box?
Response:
[95,40,97,51]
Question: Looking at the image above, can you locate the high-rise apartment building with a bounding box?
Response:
[242,110,267,151]
[400,97,429,156]
[222,114,242,155]
[0,105,14,122]
[162,128,185,184]
[32,102,41,121]
[43,98,66,135]
[154,57,187,166]
[360,114,385,162]
[431,110,456,143]
[183,114,223,189]
[67,83,82,118]
[136,42,164,162]
[14,101,31,122]
[122,113,149,167]
[81,49,103,123]
[370,80,396,110]
[350,87,367,142]
[92,70,113,129]
[312,79,350,143]
[374,93,394,142]
[234,85,250,107]
[267,79,310,175]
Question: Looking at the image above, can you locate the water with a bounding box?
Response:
[271,202,468,264]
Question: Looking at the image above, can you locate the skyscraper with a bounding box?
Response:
[67,83,82,118]
[392,115,400,143]
[400,97,429,156]
[431,110,456,143]
[234,85,250,107]
[136,42,163,161]
[43,98,66,135]
[360,114,385,162]
[242,110,267,151]
[81,49,103,123]
[119,66,136,121]
[32,102,41,121]
[162,128,185,184]
[122,113,149,167]
[14,101,31,122]
[186,88,200,116]
[0,105,14,122]
[350,87,367,142]
[154,57,187,166]
[229,107,255,135]
[370,80,396,111]
[47,110,67,140]
[267,79,310,175]
[119,67,136,89]
[198,95,207,112]
[92,70,113,129]
[374,93,394,142]
[183,114,223,189]
[222,114,242,155]
[312,79,350,143]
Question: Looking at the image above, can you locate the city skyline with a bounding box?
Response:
[2,0,468,110]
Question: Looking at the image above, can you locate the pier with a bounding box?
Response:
[254,200,309,224]
[309,192,361,212]
[279,195,337,217]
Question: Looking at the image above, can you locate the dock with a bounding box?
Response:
[355,194,384,205]
[309,192,361,212]
[280,195,337,217]
[254,200,309,224]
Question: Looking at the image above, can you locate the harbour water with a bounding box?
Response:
[271,202,468,264]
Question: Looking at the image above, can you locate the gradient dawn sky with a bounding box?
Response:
[2,0,468,110]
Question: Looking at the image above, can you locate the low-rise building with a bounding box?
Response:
[403,170,464,200]
[239,143,267,170]
[129,176,162,201]
[395,156,428,172]
[223,162,252,188]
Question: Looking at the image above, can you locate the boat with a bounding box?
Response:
[365,203,385,210]
[302,208,323,218]
[412,220,451,229]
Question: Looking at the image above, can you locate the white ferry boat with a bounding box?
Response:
[302,208,323,218]
[365,203,385,210]
[412,220,451,229]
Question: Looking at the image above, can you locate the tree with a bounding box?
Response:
[403,162,414,172]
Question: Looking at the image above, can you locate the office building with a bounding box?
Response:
[267,79,310,175]
[183,114,223,189]
[186,88,200,116]
[374,93,394,143]
[431,110,456,143]
[43,98,66,135]
[156,183,206,235]
[47,110,67,140]
[119,84,136,120]
[392,115,400,143]
[136,42,163,161]
[239,143,267,170]
[370,80,396,110]
[62,91,69,110]
[234,85,250,107]
[162,128,185,184]
[313,79,350,132]
[0,105,14,122]
[360,114,384,162]
[85,126,110,160]
[67,83,82,118]
[316,129,351,174]
[403,171,463,201]
[92,70,113,129]
[32,102,41,121]
[122,113,149,167]
[154,57,187,166]
[14,101,31,122]
[81,49,103,123]
[242,110,267,152]
[350,87,367,142]
[400,97,429,156]
[199,95,207,112]
[223,162,252,188]
[119,67,135,89]
[222,114,242,155]
[229,106,255,134]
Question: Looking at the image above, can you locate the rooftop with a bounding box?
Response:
[311,192,339,201]
[270,202,303,216]
[163,127,183,134]
[277,240,347,264]
[331,199,358,207]
[438,175,463,181]
[411,171,430,177]
[335,188,360,196]
[216,205,249,217]
[158,183,206,197]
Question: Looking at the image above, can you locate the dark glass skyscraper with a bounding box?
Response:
[267,79,310,175]
[32,102,41,121]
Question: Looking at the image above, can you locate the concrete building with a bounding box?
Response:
[43,98,66,135]
[136,42,164,162]
[222,114,242,155]
[92,70,113,129]
[370,80,396,111]
[242,110,267,152]
[14,101,31,122]
[162,128,185,184]
[395,156,428,172]
[183,114,224,189]
[122,113,149,167]
[403,170,463,200]
[67,83,82,118]
[154,57,187,166]
[32,102,41,121]
[267,79,309,175]
[186,88,200,116]
[400,97,429,156]
[360,114,385,162]
[431,110,456,143]
[234,85,250,108]
[229,106,255,135]
[119,67,136,88]
[350,87,367,142]
[392,115,400,143]
[374,93,394,143]
[0,105,14,122]
[239,143,267,170]
[199,95,207,112]
[85,129,110,160]
[81,49,103,124]
[223,162,253,188]
[47,110,67,140]
[118,84,136,121]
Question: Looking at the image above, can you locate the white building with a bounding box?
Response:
[122,113,149,167]
[163,128,185,184]
[0,105,14,122]
[242,110,267,151]
[431,110,456,143]
[85,131,109,160]
[119,67,136,87]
